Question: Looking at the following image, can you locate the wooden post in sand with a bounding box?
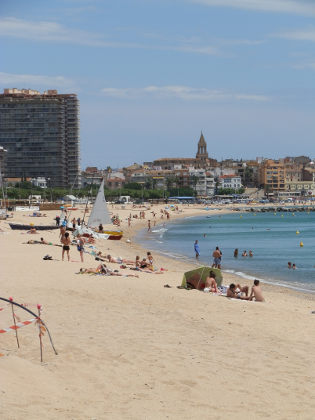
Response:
[37,304,43,362]
[9,297,20,349]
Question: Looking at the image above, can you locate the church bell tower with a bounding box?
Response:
[196,132,208,161]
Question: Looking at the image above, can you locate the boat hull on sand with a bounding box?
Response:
[9,223,58,231]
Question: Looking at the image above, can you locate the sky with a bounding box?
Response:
[1,0,315,169]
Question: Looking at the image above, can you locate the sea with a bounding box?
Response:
[136,210,315,293]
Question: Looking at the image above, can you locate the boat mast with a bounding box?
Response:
[82,177,96,225]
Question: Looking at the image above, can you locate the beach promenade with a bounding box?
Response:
[1,204,315,419]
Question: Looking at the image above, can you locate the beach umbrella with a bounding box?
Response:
[181,266,223,290]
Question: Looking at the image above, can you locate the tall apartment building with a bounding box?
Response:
[259,159,285,193]
[0,89,80,188]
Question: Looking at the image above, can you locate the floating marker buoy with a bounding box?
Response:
[296,231,300,235]
[300,241,304,247]
[240,215,242,218]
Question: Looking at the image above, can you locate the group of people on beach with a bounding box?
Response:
[194,241,223,269]
[201,270,264,301]
[79,250,167,276]
[59,225,85,262]
[227,280,264,301]
[205,271,264,301]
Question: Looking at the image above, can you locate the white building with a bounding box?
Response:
[219,175,242,190]
[189,169,215,197]
[31,177,47,188]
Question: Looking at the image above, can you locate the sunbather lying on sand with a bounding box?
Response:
[79,264,139,277]
[26,238,56,245]
[106,255,134,264]
[134,256,164,273]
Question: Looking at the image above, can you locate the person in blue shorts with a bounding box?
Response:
[194,240,200,259]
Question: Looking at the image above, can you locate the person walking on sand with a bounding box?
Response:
[249,280,265,302]
[148,220,151,232]
[194,240,200,259]
[76,234,84,263]
[61,231,71,261]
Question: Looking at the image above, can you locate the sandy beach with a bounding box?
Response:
[1,203,315,419]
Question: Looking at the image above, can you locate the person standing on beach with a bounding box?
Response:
[194,240,200,259]
[76,234,84,263]
[148,220,151,232]
[212,246,222,269]
[61,232,71,261]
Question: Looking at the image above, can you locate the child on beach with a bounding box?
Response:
[76,234,84,263]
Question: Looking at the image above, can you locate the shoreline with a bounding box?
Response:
[131,206,315,299]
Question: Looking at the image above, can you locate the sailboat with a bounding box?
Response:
[87,178,112,227]
[75,179,123,240]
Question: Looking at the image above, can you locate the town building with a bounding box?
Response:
[282,181,315,197]
[152,132,218,170]
[218,175,242,191]
[259,159,286,194]
[31,177,48,189]
[0,89,80,188]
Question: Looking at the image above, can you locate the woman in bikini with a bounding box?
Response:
[61,232,71,261]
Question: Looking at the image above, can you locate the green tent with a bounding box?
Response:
[181,266,223,290]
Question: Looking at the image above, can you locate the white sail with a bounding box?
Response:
[87,179,112,227]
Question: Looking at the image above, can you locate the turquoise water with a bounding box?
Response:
[136,211,315,292]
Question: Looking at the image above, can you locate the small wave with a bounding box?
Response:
[151,228,168,233]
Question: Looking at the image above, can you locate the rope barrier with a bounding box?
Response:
[0,318,37,334]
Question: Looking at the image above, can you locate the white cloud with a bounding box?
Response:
[0,17,115,47]
[190,0,315,16]
[0,72,75,89]
[0,17,217,55]
[101,85,270,102]
[275,29,315,42]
